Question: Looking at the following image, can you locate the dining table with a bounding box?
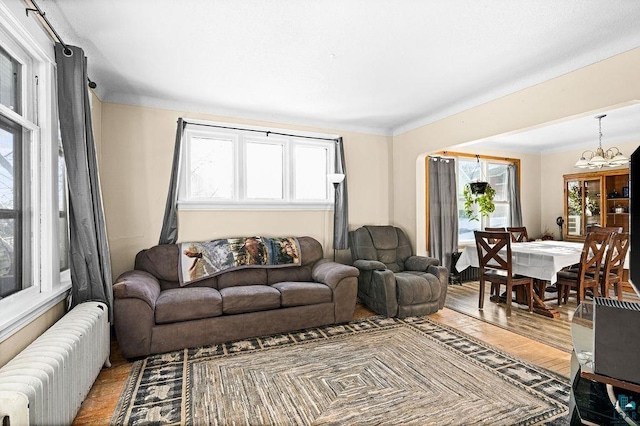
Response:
[455,240,630,318]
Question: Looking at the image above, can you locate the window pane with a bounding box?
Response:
[294,146,327,200]
[0,46,20,114]
[0,218,18,298]
[488,163,508,201]
[457,159,481,241]
[0,125,15,210]
[189,136,234,199]
[0,117,25,299]
[246,142,283,199]
[58,144,69,271]
[457,159,480,194]
[490,203,509,228]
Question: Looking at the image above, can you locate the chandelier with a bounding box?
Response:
[574,114,629,169]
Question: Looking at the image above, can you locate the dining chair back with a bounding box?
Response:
[557,231,612,305]
[507,226,529,242]
[484,227,506,243]
[600,232,630,300]
[586,225,623,234]
[474,231,533,317]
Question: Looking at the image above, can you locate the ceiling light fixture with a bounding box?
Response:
[575,114,629,169]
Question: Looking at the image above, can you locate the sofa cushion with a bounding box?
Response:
[297,236,324,266]
[272,282,332,307]
[218,268,268,290]
[155,287,222,324]
[220,285,281,314]
[267,265,313,285]
[395,272,440,305]
[136,244,180,282]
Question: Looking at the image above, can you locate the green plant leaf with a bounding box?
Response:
[463,183,496,220]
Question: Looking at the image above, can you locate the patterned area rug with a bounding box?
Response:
[112,317,569,425]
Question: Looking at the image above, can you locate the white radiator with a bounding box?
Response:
[0,301,110,426]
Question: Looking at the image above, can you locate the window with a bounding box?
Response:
[0,116,29,299]
[0,13,70,340]
[457,157,515,243]
[179,122,337,210]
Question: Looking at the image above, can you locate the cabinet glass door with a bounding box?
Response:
[583,179,601,231]
[567,180,583,237]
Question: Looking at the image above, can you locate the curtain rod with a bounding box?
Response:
[183,119,340,142]
[25,0,97,88]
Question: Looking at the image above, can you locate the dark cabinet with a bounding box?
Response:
[563,169,629,241]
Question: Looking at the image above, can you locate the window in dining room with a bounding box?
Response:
[457,157,514,243]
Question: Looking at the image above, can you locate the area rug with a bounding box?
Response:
[112,316,569,425]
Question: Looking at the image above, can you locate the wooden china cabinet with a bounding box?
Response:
[563,168,630,241]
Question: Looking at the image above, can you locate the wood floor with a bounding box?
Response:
[72,303,572,425]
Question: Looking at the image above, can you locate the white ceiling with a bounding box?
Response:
[39,0,640,141]
[464,102,640,154]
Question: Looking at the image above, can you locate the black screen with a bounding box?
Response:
[631,145,640,296]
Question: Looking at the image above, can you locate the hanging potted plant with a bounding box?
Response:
[463,182,496,221]
[469,181,489,195]
[467,155,490,195]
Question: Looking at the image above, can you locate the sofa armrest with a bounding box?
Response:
[353,259,387,271]
[427,264,449,309]
[113,270,161,359]
[312,259,360,290]
[404,255,439,272]
[112,270,161,310]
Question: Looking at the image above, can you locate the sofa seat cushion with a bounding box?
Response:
[220,285,281,314]
[155,287,222,324]
[395,272,440,306]
[272,282,332,307]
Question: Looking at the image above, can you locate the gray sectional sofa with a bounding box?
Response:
[113,237,359,359]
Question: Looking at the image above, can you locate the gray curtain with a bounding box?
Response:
[508,163,523,227]
[55,43,113,319]
[159,118,186,245]
[333,137,349,250]
[428,156,458,272]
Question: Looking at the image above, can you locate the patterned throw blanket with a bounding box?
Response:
[179,237,301,286]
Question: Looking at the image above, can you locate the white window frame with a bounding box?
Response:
[178,120,338,211]
[0,3,70,342]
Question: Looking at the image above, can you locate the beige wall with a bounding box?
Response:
[0,302,66,368]
[393,47,640,253]
[99,103,392,278]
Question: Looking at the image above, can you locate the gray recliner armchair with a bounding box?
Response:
[349,225,448,318]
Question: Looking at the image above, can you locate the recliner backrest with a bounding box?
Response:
[349,226,413,272]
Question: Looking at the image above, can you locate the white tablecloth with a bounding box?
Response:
[455,240,629,283]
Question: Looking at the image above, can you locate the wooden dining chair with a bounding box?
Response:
[474,231,533,317]
[484,227,506,243]
[556,231,612,305]
[598,232,630,300]
[586,225,623,234]
[507,226,529,242]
